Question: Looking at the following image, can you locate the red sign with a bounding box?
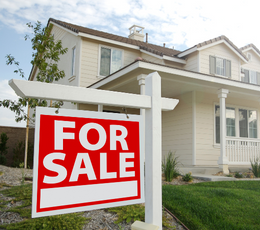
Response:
[32,107,144,218]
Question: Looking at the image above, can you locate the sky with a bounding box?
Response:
[1,0,260,127]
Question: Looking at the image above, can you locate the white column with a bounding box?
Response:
[145,72,162,229]
[98,105,103,112]
[137,74,147,116]
[192,91,196,166]
[217,89,229,174]
[138,74,146,161]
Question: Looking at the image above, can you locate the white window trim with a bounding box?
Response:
[210,55,231,78]
[213,102,258,146]
[71,46,76,77]
[97,44,124,78]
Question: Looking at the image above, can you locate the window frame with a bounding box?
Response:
[209,55,231,78]
[71,46,76,77]
[98,45,124,77]
[214,103,258,145]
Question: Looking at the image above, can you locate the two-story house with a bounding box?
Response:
[29,18,260,174]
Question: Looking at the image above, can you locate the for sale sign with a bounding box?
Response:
[32,107,144,218]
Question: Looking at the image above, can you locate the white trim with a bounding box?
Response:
[214,103,259,145]
[90,61,260,96]
[162,55,186,64]
[98,44,124,78]
[192,91,196,166]
[78,32,139,50]
[241,47,260,59]
[78,38,82,87]
[197,40,248,63]
[91,61,139,88]
[140,49,186,64]
[177,46,197,58]
[50,22,79,37]
[140,49,163,59]
[197,51,200,72]
[71,46,76,77]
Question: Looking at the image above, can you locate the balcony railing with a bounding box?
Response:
[226,137,260,165]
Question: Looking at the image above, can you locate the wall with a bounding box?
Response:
[0,126,35,167]
[184,51,198,72]
[242,50,260,73]
[200,43,240,81]
[162,91,193,166]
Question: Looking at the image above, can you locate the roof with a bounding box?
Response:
[178,35,248,61]
[48,18,181,58]
[240,43,260,57]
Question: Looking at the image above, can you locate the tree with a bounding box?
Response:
[0,21,68,123]
[0,132,9,165]
[0,21,68,168]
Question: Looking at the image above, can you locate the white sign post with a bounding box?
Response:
[9,72,179,230]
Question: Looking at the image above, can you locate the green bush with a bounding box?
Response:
[108,204,145,223]
[0,132,9,165]
[182,172,193,182]
[12,140,34,168]
[234,172,243,178]
[250,158,260,178]
[162,151,180,182]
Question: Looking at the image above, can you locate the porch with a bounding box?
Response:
[226,137,260,165]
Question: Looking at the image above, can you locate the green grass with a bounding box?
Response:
[162,181,260,230]
[0,184,88,229]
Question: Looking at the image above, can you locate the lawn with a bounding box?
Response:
[162,181,260,230]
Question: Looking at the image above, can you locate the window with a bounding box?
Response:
[215,106,236,143]
[99,47,123,76]
[242,69,260,85]
[71,47,76,76]
[215,105,257,143]
[209,56,231,78]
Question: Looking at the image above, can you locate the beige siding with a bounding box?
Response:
[184,51,198,72]
[141,52,164,65]
[195,92,219,166]
[241,50,260,73]
[80,39,140,88]
[195,91,260,166]
[51,26,66,41]
[162,92,193,166]
[200,43,240,81]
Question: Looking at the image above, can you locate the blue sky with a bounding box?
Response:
[1,0,260,127]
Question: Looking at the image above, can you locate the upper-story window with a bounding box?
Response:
[99,46,123,76]
[209,56,231,78]
[241,69,260,85]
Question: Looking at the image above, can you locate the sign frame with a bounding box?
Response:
[32,107,144,218]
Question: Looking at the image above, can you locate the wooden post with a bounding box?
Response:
[145,72,162,230]
[24,103,30,169]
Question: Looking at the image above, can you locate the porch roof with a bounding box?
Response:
[89,59,260,102]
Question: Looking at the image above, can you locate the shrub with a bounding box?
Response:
[108,204,145,223]
[250,158,260,178]
[182,172,193,182]
[12,140,34,168]
[162,151,180,182]
[0,132,9,165]
[234,172,243,178]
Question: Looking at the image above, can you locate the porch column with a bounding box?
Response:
[138,74,147,161]
[217,89,229,174]
[98,105,103,112]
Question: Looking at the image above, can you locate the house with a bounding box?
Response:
[29,18,260,174]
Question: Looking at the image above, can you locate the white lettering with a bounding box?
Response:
[43,153,67,184]
[110,125,128,150]
[54,121,75,150]
[100,153,117,179]
[69,153,97,181]
[120,153,135,178]
[79,123,106,150]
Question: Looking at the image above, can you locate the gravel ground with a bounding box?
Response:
[0,165,202,229]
